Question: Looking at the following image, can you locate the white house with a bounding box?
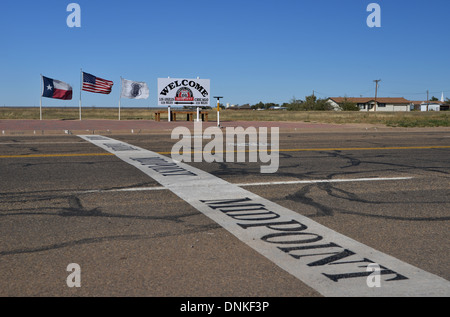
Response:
[327,97,411,111]
[420,101,445,111]
[411,93,449,111]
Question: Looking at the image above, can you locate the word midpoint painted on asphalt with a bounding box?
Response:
[171,122,279,174]
[199,197,407,285]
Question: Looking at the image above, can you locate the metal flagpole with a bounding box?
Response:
[119,96,121,120]
[40,74,43,120]
[167,76,171,122]
[196,76,200,122]
[119,77,122,120]
[79,69,82,120]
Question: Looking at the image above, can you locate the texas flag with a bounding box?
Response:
[42,76,73,100]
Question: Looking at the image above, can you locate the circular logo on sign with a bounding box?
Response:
[175,87,194,102]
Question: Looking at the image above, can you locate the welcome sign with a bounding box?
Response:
[157,78,210,106]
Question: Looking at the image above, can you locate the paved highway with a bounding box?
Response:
[0,130,449,297]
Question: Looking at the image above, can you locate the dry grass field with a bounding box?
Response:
[0,107,449,127]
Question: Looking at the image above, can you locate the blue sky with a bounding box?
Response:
[0,0,449,108]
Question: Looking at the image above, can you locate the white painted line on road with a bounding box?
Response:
[78,135,450,297]
[235,177,414,187]
[80,177,414,194]
[81,186,166,193]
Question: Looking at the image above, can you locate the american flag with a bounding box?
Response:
[82,72,114,94]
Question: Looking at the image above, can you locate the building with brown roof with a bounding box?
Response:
[327,97,412,111]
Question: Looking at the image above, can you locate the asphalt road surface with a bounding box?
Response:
[1,129,449,298]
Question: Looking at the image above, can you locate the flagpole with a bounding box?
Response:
[40,74,43,120]
[79,69,82,120]
[119,77,122,121]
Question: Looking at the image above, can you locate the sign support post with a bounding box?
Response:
[214,96,223,127]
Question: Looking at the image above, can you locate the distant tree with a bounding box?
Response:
[314,98,334,111]
[301,95,317,111]
[339,97,359,111]
[251,101,265,110]
[286,96,304,111]
[430,96,439,101]
[299,95,333,111]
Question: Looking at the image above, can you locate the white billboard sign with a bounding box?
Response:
[157,78,210,106]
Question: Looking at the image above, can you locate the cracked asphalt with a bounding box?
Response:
[0,130,449,297]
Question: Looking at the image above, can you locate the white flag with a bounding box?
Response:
[121,78,149,99]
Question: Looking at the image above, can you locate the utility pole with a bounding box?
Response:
[427,90,429,112]
[373,79,381,112]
